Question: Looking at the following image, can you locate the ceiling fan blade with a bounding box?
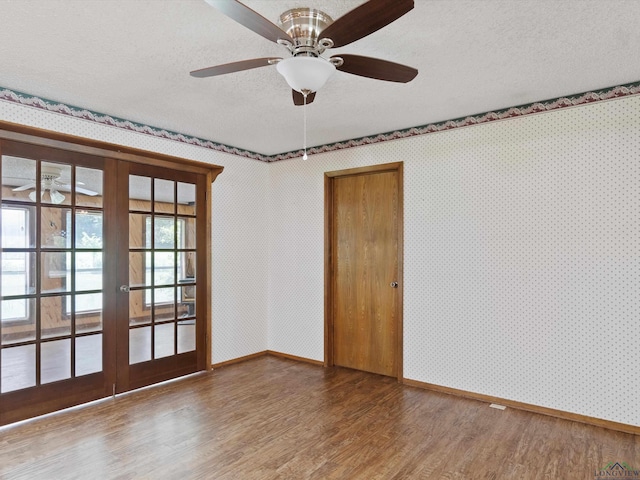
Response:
[12,183,36,192]
[292,90,316,106]
[333,54,418,83]
[75,186,99,196]
[57,178,85,186]
[190,58,280,78]
[320,0,413,48]
[55,183,99,196]
[204,0,292,44]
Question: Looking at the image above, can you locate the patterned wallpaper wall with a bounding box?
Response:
[268,96,640,427]
[1,89,639,426]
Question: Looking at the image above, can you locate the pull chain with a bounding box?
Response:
[302,89,309,160]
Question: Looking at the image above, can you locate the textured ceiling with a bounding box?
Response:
[0,0,639,156]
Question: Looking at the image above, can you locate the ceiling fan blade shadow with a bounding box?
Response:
[12,183,36,192]
[333,54,418,83]
[191,57,281,78]
[320,0,413,48]
[292,90,316,106]
[204,0,292,44]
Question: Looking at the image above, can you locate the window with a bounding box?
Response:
[1,206,30,322]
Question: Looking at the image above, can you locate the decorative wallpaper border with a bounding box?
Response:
[2,81,639,163]
[0,87,266,161]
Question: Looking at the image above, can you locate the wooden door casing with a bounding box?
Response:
[325,163,403,379]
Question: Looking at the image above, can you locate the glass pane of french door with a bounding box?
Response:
[0,145,111,425]
[119,163,203,391]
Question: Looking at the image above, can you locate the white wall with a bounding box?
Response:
[2,91,638,427]
[0,100,270,364]
[268,96,640,427]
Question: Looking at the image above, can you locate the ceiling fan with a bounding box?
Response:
[191,0,418,106]
[12,166,98,204]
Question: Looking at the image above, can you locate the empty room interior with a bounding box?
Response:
[0,0,638,478]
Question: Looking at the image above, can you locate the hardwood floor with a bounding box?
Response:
[0,356,637,479]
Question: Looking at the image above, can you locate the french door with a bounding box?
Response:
[0,140,208,425]
[115,161,207,392]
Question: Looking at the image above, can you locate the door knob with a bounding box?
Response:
[390,282,398,288]
[119,285,130,293]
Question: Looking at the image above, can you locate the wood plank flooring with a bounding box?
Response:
[0,355,637,479]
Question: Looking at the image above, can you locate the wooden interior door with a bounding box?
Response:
[328,164,402,377]
[115,161,207,392]
[0,141,116,425]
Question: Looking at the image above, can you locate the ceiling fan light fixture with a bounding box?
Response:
[49,189,66,204]
[276,56,335,93]
[28,187,66,204]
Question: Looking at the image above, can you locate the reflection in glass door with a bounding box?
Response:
[0,146,111,425]
[117,163,205,391]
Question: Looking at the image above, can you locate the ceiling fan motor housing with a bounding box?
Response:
[41,165,62,183]
[278,8,334,56]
